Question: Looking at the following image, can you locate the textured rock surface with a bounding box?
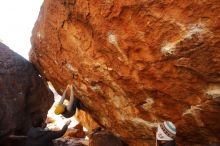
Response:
[30,0,220,145]
[89,129,125,146]
[64,123,86,138]
[0,42,53,141]
[75,109,100,133]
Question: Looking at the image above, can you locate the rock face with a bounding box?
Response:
[75,110,100,133]
[64,123,86,138]
[89,129,125,146]
[30,0,220,145]
[0,42,53,141]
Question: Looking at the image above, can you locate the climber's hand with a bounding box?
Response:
[66,84,70,88]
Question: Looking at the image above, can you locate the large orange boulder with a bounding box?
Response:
[30,0,220,145]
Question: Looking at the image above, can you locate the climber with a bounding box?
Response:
[156,121,177,146]
[54,84,81,118]
[25,116,71,146]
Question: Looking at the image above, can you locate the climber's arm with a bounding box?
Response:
[66,85,74,111]
[58,85,69,104]
[61,84,81,118]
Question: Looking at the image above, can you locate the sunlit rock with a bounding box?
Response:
[30,0,220,145]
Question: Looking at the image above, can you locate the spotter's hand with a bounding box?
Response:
[65,120,71,126]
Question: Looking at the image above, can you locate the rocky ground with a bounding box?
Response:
[53,138,88,146]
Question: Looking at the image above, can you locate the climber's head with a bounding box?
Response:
[54,104,66,115]
[32,116,45,128]
[156,121,176,146]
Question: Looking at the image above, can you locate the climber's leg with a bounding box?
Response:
[76,97,81,110]
[67,98,79,116]
[72,98,80,111]
[62,98,79,118]
[61,97,78,118]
